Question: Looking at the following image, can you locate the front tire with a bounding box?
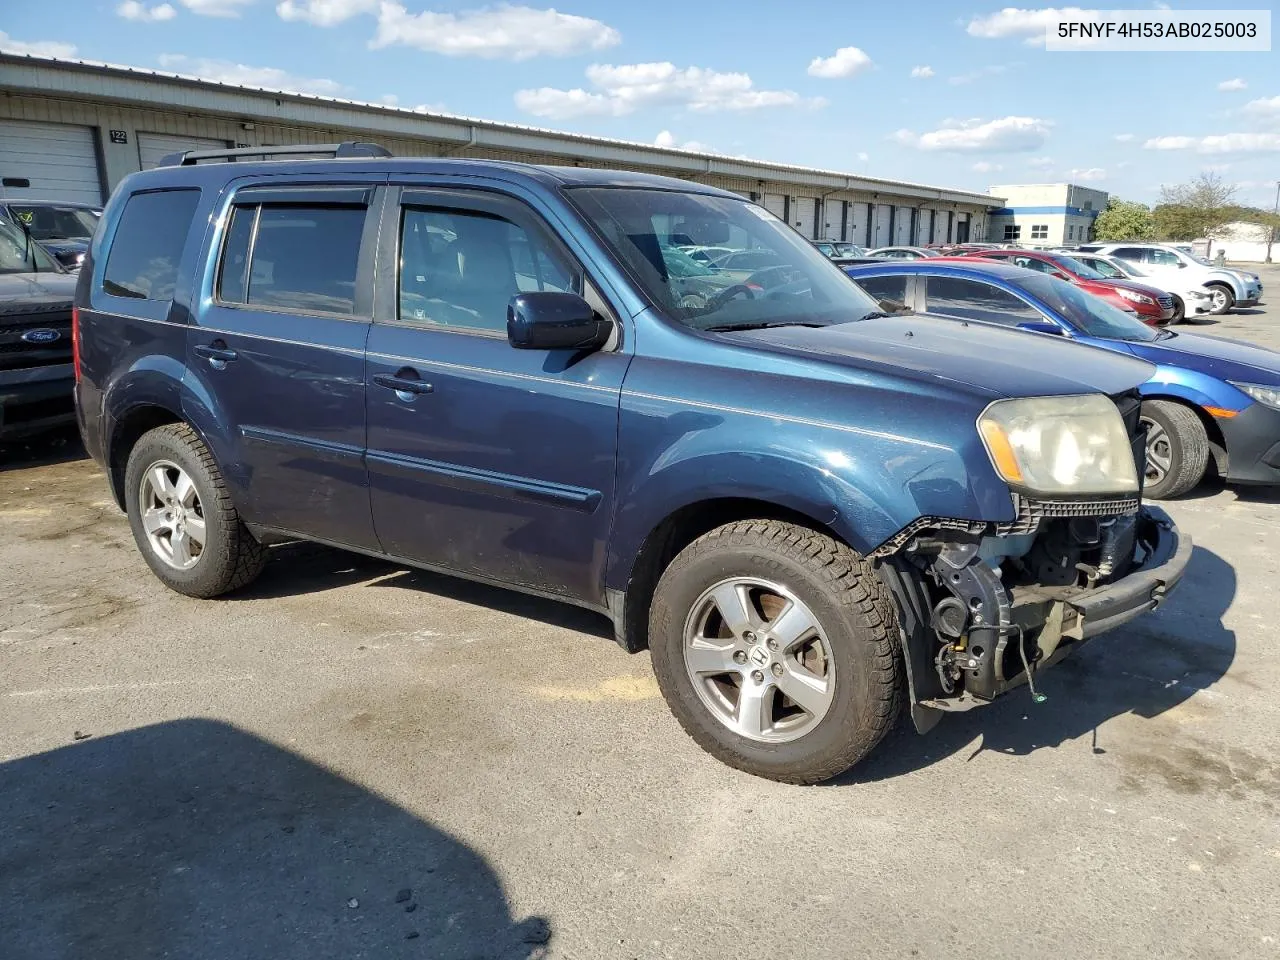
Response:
[1206,283,1234,315]
[649,520,901,784]
[125,423,266,598]
[1140,400,1210,500]
[1168,294,1185,324]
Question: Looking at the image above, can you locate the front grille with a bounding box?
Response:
[0,312,73,372]
[1156,295,1174,311]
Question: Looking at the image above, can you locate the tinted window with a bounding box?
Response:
[924,276,1043,326]
[399,206,580,332]
[1009,255,1059,275]
[1148,248,1181,267]
[103,189,201,300]
[1020,274,1157,342]
[1111,247,1146,262]
[218,204,365,315]
[856,274,909,306]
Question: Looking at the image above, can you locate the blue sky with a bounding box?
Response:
[2,1,1278,206]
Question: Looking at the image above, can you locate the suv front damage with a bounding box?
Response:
[874,389,1191,727]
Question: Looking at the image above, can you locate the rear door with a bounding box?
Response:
[364,184,628,604]
[185,180,382,550]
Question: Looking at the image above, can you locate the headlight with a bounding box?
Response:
[1117,288,1155,306]
[978,395,1138,496]
[1230,382,1280,411]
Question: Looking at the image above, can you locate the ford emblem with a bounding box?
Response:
[20,328,61,344]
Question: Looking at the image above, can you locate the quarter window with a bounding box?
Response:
[924,276,1044,326]
[102,189,201,300]
[398,207,581,332]
[856,274,909,307]
[218,203,366,315]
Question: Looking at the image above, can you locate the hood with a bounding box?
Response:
[1128,332,1280,386]
[0,271,78,313]
[722,312,1154,400]
[1095,278,1168,300]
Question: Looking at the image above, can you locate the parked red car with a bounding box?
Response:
[943,249,1177,325]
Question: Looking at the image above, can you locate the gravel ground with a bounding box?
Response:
[1,265,1278,960]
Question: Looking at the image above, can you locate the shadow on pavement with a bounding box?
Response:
[841,544,1236,784]
[0,719,550,959]
[0,427,87,473]
[233,542,614,640]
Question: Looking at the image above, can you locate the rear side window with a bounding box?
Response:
[102,189,201,300]
[924,276,1043,326]
[218,203,365,315]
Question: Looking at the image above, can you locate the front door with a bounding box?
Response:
[364,185,628,604]
[185,181,381,550]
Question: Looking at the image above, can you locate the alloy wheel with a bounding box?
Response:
[1141,415,1172,488]
[682,577,836,743]
[138,460,207,570]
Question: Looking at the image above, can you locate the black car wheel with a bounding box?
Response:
[1140,400,1210,500]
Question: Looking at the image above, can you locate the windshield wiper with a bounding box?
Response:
[1155,328,1177,340]
[856,311,894,321]
[704,320,827,332]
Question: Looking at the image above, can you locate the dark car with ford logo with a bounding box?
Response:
[0,217,77,442]
[0,200,101,270]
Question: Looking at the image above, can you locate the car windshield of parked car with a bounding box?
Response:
[660,244,718,279]
[1020,274,1159,342]
[835,243,865,257]
[0,218,61,273]
[8,204,99,240]
[569,188,882,330]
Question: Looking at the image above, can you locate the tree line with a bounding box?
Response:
[1092,172,1279,242]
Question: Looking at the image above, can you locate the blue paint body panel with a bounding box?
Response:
[75,158,1157,619]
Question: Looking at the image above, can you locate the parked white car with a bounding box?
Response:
[1077,242,1262,315]
[1070,252,1214,322]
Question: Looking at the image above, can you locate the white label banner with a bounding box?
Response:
[1045,9,1271,51]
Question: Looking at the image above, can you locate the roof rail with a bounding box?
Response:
[154,141,393,167]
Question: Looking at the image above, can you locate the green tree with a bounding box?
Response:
[1153,171,1238,240]
[1092,197,1154,241]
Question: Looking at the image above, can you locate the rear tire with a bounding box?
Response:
[648,519,901,784]
[1206,283,1234,315]
[124,423,266,597]
[1140,400,1210,500]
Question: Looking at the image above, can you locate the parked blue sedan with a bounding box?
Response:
[846,260,1280,499]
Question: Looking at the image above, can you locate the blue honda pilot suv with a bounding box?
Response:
[74,143,1190,783]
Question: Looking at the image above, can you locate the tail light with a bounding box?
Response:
[72,306,82,382]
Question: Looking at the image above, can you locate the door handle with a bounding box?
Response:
[373,371,434,396]
[194,342,238,369]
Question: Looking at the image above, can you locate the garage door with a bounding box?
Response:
[138,133,231,170]
[793,197,819,239]
[0,120,103,206]
[895,206,914,244]
[871,204,892,247]
[763,193,788,220]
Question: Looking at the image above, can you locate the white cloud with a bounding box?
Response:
[118,1,178,21]
[894,116,1051,152]
[807,46,872,79]
[948,64,1008,85]
[972,161,1004,173]
[1113,133,1135,142]
[0,31,77,56]
[516,62,813,119]
[1143,132,1280,153]
[1217,77,1247,92]
[857,151,869,161]
[910,65,934,79]
[1116,160,1133,169]
[1240,95,1280,128]
[373,3,620,59]
[1069,166,1106,181]
[966,7,1099,45]
[277,0,375,24]
[179,0,256,15]
[653,130,712,152]
[156,54,342,94]
[378,93,399,105]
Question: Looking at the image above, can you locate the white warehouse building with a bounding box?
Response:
[986,183,1108,248]
[0,53,997,248]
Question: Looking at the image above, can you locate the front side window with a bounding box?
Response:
[1079,256,1123,279]
[569,187,881,330]
[924,275,1044,326]
[1148,248,1182,267]
[399,206,580,332]
[1111,247,1147,263]
[218,203,365,315]
[103,189,201,300]
[855,274,910,309]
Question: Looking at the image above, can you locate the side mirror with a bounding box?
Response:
[1017,320,1064,336]
[1176,261,1187,268]
[507,292,611,351]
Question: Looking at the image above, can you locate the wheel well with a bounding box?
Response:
[107,405,182,509]
[618,497,842,653]
[1145,395,1228,475]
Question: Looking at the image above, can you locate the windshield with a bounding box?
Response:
[8,204,99,240]
[835,243,865,257]
[570,188,881,330]
[1048,254,1105,280]
[1021,274,1158,342]
[0,217,61,274]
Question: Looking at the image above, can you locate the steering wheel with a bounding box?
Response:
[708,283,757,308]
